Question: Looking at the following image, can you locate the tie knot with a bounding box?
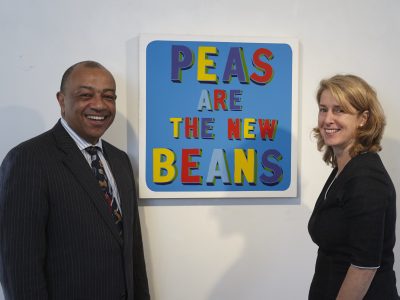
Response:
[85,146,100,156]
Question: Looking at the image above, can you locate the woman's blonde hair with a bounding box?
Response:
[313,74,386,167]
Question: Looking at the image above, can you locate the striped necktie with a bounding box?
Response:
[86,146,123,236]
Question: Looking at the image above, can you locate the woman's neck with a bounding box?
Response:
[334,148,352,175]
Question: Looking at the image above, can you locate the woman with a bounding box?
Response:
[308,74,399,299]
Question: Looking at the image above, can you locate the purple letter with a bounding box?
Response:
[171,45,194,82]
[222,47,249,84]
[259,149,283,186]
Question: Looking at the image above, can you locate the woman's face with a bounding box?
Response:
[318,89,367,155]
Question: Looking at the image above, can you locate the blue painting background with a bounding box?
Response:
[145,40,293,192]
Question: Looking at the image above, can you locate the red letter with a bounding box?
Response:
[214,89,228,111]
[181,148,202,184]
[258,119,278,140]
[227,118,241,140]
[250,48,274,85]
[185,117,199,138]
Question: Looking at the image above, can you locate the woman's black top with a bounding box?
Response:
[308,152,399,299]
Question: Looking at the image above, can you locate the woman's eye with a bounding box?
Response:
[334,107,344,113]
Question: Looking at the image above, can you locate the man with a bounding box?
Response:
[0,61,150,299]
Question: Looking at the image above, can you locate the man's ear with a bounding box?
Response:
[56,92,65,116]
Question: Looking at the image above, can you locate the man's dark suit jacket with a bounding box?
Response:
[0,121,150,300]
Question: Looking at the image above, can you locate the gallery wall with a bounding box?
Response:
[1,0,399,299]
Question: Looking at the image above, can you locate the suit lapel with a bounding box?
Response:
[52,121,123,245]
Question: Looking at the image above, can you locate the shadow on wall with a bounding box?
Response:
[202,133,309,300]
[207,203,314,300]
[380,137,400,284]
[125,36,140,182]
[0,106,46,161]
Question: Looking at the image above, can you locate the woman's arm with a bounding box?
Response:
[336,265,377,299]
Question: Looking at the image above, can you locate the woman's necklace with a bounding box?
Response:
[324,173,339,200]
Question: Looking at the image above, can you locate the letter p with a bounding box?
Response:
[171,45,194,82]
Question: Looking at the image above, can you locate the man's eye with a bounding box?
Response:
[103,94,116,101]
[80,93,93,99]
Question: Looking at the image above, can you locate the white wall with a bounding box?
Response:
[1,0,399,299]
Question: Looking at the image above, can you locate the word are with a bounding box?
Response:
[153,148,283,186]
[171,45,274,84]
[198,89,243,111]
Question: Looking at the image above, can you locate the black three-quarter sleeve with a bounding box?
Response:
[342,172,389,268]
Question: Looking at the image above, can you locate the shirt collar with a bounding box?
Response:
[60,118,103,151]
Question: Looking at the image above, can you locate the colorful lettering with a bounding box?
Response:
[206,149,231,185]
[234,149,257,185]
[222,47,249,84]
[250,48,274,85]
[259,149,283,186]
[171,45,194,82]
[153,148,177,184]
[197,46,218,83]
[182,148,202,184]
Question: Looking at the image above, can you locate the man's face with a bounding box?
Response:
[57,66,117,144]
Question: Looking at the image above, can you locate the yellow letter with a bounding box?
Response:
[153,148,177,183]
[169,117,183,138]
[197,46,218,83]
[243,118,256,139]
[234,148,256,184]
